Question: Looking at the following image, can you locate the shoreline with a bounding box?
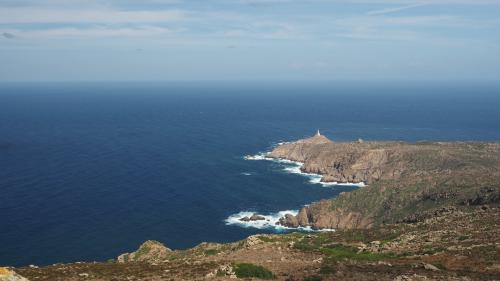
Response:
[244,152,366,187]
[224,151,365,231]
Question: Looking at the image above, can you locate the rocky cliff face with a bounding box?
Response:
[279,199,374,230]
[273,132,500,230]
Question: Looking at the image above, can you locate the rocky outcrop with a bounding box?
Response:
[117,240,172,263]
[273,132,500,230]
[270,135,412,184]
[279,214,299,228]
[240,214,266,222]
[280,200,374,229]
[0,268,29,281]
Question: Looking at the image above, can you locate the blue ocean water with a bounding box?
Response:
[1,81,499,266]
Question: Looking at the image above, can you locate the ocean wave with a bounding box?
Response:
[224,210,334,232]
[245,152,365,187]
[243,152,273,161]
[225,210,297,230]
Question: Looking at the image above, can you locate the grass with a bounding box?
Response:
[321,245,396,262]
[319,245,397,274]
[422,246,447,255]
[257,236,276,243]
[294,234,398,275]
[233,263,275,280]
[293,233,333,252]
[258,233,305,243]
[203,249,220,256]
[303,274,323,281]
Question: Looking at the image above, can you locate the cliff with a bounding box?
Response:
[272,132,500,230]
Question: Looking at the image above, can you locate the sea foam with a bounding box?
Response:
[244,152,365,187]
[225,210,298,230]
[224,210,334,232]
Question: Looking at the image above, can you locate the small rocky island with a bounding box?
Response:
[5,132,500,281]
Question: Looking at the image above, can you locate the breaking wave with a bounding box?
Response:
[224,210,334,232]
[244,153,366,187]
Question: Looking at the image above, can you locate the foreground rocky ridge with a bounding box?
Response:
[273,132,500,230]
[12,206,500,280]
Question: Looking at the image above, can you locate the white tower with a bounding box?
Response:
[316,129,321,136]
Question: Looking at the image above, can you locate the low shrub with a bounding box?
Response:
[204,249,220,256]
[233,263,275,279]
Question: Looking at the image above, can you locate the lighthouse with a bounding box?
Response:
[316,129,321,136]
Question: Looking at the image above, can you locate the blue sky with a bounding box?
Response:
[1,0,500,81]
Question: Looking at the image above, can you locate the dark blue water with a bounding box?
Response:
[1,81,499,266]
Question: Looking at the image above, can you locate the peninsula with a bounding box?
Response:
[272,131,500,229]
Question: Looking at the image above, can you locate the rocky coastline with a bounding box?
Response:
[271,131,500,230]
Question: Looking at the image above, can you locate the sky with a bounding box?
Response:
[1,0,500,81]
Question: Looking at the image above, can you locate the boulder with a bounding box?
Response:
[423,263,440,271]
[249,214,266,221]
[239,214,266,222]
[279,214,299,228]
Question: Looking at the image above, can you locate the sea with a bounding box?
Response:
[1,81,499,266]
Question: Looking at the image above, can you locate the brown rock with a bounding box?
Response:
[249,214,266,221]
[240,214,266,222]
[296,208,310,226]
[279,214,299,228]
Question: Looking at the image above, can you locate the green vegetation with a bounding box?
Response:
[135,243,153,258]
[293,233,334,252]
[321,245,396,262]
[319,245,397,274]
[422,245,447,255]
[257,233,305,243]
[203,249,220,256]
[303,274,323,281]
[233,263,275,280]
[294,233,398,276]
[257,236,275,243]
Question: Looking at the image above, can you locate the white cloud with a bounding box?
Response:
[3,26,174,39]
[0,7,185,24]
[366,3,427,15]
